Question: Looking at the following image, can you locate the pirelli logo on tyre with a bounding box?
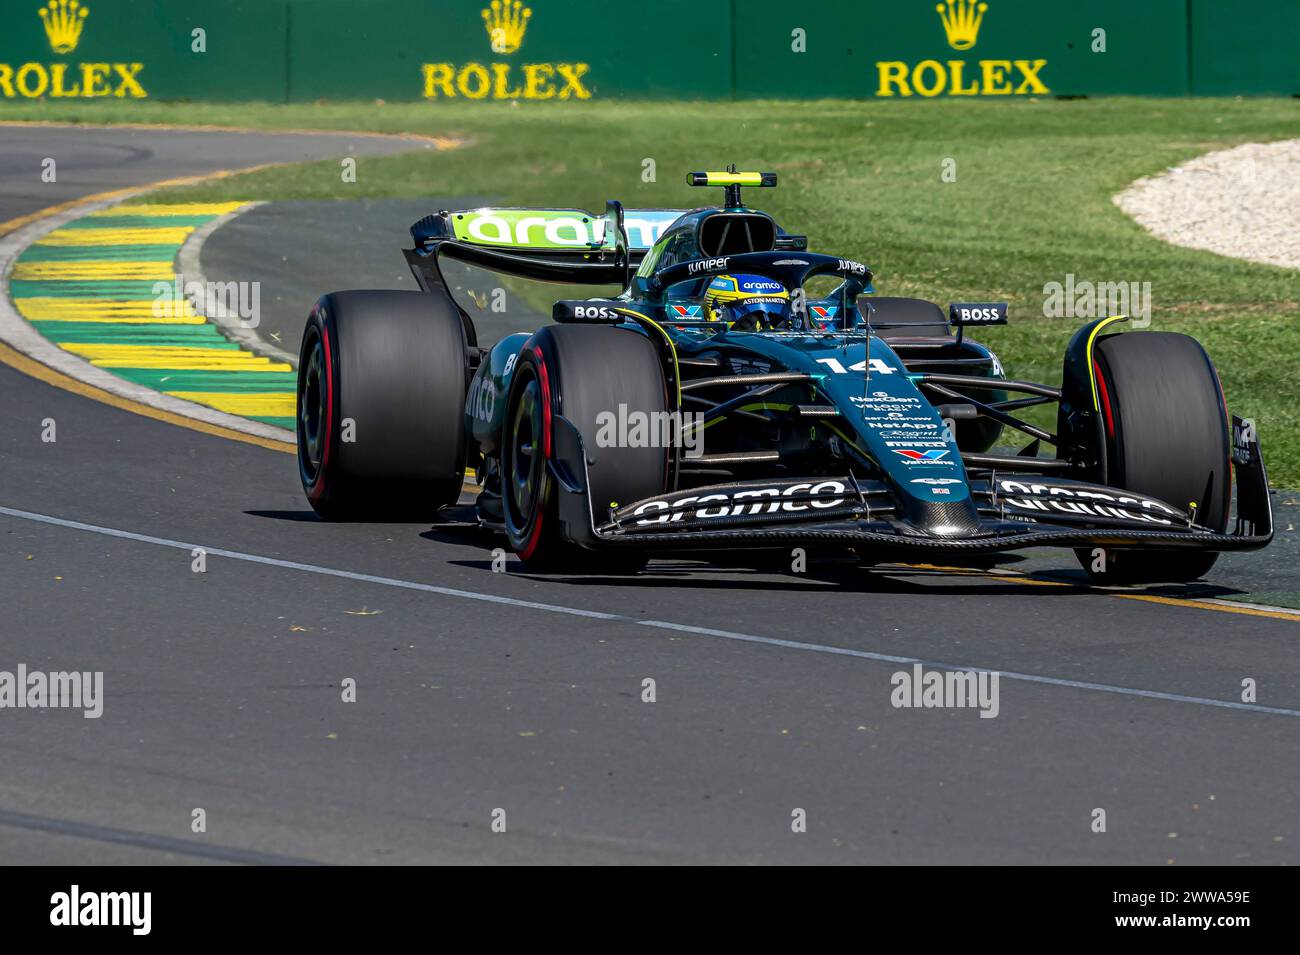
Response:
[421,1,592,101]
[874,0,1048,98]
[0,1,147,99]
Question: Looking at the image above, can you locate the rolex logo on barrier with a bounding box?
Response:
[875,0,1047,97]
[0,1,147,98]
[483,0,531,55]
[936,0,986,51]
[39,0,88,53]
[422,1,592,101]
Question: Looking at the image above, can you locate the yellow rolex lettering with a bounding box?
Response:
[1013,58,1049,94]
[16,63,48,97]
[947,60,978,95]
[911,59,946,96]
[875,61,911,96]
[422,64,456,98]
[456,63,491,99]
[555,63,590,99]
[0,65,15,98]
[523,63,555,99]
[979,59,1013,94]
[112,63,145,97]
[49,62,80,96]
[80,62,112,96]
[491,63,521,98]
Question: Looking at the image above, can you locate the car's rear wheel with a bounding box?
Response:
[502,324,668,573]
[298,290,468,521]
[1073,331,1230,583]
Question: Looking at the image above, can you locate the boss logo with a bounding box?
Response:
[949,302,1008,325]
[554,300,623,323]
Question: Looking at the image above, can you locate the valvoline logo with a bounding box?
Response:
[894,449,950,461]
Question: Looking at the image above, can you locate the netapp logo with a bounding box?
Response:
[633,481,847,525]
[50,885,151,935]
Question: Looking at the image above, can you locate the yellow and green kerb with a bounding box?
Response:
[9,202,296,430]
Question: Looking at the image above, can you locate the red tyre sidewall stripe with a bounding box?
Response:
[518,509,544,560]
[1093,358,1115,441]
[517,348,553,561]
[306,313,337,505]
[536,347,553,459]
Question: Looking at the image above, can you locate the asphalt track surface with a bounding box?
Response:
[0,125,1297,865]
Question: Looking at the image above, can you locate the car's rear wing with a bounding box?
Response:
[413,206,690,253]
[404,202,691,295]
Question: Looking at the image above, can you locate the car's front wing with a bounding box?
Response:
[546,415,1273,556]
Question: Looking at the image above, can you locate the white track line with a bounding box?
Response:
[3,502,1299,719]
[1200,597,1300,617]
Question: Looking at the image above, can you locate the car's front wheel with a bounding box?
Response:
[502,324,669,573]
[1073,331,1230,584]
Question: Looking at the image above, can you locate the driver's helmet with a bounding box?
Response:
[717,296,796,331]
[704,273,789,323]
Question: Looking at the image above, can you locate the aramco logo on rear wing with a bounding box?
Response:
[422,1,592,100]
[875,0,1048,97]
[0,1,146,98]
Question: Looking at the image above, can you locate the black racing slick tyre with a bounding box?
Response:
[1075,331,1230,584]
[501,324,669,574]
[297,290,468,521]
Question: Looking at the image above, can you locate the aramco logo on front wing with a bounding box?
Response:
[875,0,1048,97]
[0,0,147,98]
[421,1,591,100]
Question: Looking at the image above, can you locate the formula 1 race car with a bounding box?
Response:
[295,169,1272,582]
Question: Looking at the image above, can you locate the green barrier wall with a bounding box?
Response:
[0,0,1294,102]
[735,0,1189,99]
[1190,0,1300,95]
[0,0,285,101]
[286,0,732,102]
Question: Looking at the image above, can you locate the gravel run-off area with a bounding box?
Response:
[1114,138,1300,271]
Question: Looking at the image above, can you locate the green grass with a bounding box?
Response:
[4,97,1298,481]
